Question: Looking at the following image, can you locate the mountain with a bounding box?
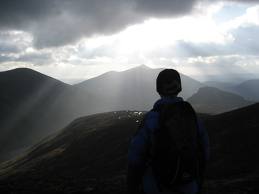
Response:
[0,66,202,162]
[232,79,259,101]
[76,65,204,111]
[0,68,102,162]
[187,86,253,114]
[204,79,259,102]
[0,103,259,193]
[204,81,236,91]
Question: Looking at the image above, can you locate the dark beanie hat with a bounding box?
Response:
[156,69,182,96]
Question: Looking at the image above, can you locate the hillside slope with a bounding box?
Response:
[203,103,259,193]
[0,68,101,162]
[1,103,259,193]
[0,111,142,194]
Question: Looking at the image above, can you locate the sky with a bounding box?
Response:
[1,0,259,83]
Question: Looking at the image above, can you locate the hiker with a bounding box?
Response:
[127,69,209,194]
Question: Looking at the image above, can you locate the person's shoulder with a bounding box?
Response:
[143,110,159,129]
[146,109,159,119]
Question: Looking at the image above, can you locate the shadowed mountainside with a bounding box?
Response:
[204,81,236,90]
[76,65,204,111]
[0,103,259,193]
[0,68,103,162]
[232,79,259,101]
[187,86,253,114]
[204,80,259,102]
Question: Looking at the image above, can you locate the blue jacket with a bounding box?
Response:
[128,97,209,194]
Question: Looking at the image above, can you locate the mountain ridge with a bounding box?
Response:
[76,65,204,111]
[204,79,259,102]
[187,86,253,114]
[232,79,259,101]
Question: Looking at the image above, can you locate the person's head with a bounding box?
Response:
[156,69,182,97]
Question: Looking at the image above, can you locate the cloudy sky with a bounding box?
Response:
[1,0,259,83]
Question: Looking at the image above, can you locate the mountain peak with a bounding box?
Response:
[188,86,252,114]
[1,67,36,74]
[0,68,50,79]
[138,64,150,69]
[0,67,67,87]
[129,64,151,71]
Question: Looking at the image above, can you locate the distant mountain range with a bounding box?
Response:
[0,103,259,193]
[76,65,204,111]
[187,86,253,114]
[205,80,259,101]
[232,79,259,101]
[0,65,257,163]
[204,81,236,91]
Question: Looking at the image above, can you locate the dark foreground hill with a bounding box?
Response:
[203,103,259,193]
[0,111,142,194]
[1,103,259,194]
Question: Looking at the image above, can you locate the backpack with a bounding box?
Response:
[150,101,202,190]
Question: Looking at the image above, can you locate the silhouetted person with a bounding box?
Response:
[127,69,209,194]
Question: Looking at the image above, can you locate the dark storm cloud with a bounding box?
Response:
[0,0,58,29]
[135,0,197,17]
[0,0,199,48]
